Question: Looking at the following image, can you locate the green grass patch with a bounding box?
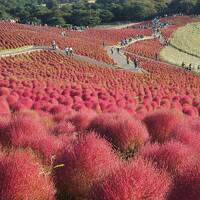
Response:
[160,46,200,72]
[170,22,200,57]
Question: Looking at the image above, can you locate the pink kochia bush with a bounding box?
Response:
[168,164,200,200]
[52,121,76,136]
[143,109,185,143]
[2,111,65,163]
[89,111,149,154]
[3,112,47,146]
[89,158,171,200]
[0,97,11,117]
[140,141,200,199]
[172,125,200,156]
[68,109,97,131]
[0,151,55,200]
[141,141,199,174]
[54,133,121,199]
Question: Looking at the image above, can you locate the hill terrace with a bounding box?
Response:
[0,15,200,200]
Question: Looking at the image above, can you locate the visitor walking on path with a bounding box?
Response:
[134,58,138,68]
[110,48,114,54]
[188,63,192,71]
[61,31,66,37]
[69,47,73,56]
[126,55,130,65]
[156,53,159,61]
[64,47,69,55]
[117,47,120,54]
[181,62,186,68]
[51,41,57,50]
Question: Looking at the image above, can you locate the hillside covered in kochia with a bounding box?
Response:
[0,0,200,26]
[0,16,200,200]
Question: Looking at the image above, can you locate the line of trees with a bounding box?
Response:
[0,0,199,26]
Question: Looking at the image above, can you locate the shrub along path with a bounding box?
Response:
[0,36,153,73]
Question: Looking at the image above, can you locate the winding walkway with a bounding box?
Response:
[106,36,153,73]
[0,36,153,73]
[0,46,47,57]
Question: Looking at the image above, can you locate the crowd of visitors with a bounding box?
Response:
[51,41,73,56]
[152,17,169,46]
[120,35,144,47]
[182,62,200,72]
[64,47,73,56]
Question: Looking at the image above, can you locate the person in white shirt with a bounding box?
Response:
[69,47,73,56]
[64,47,69,55]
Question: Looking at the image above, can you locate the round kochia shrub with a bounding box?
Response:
[68,109,97,131]
[0,98,10,117]
[54,133,121,199]
[172,125,200,155]
[168,164,200,200]
[0,151,55,200]
[141,141,199,174]
[143,109,185,143]
[3,112,47,146]
[89,111,149,154]
[2,111,70,163]
[141,141,200,199]
[89,158,171,200]
[51,121,76,136]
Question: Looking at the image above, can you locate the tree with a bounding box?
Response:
[179,0,197,14]
[48,15,65,25]
[169,0,197,14]
[99,9,114,22]
[194,0,200,14]
[124,0,156,21]
[46,0,58,9]
[0,0,198,26]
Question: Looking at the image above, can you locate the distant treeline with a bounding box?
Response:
[0,0,200,26]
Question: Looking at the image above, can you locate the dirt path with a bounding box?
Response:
[0,36,153,73]
[0,45,137,72]
[55,49,121,70]
[106,36,154,73]
[0,46,48,57]
[95,22,139,29]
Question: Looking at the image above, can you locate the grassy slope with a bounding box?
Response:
[170,22,200,57]
[160,46,200,68]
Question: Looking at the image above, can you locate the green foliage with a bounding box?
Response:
[0,0,199,26]
[169,0,197,14]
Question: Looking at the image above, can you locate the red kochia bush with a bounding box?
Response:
[68,109,97,131]
[141,141,200,199]
[168,164,200,200]
[89,111,149,153]
[143,109,185,143]
[180,117,200,134]
[3,110,67,163]
[0,87,10,96]
[3,113,47,146]
[52,121,76,136]
[0,151,55,200]
[0,98,10,116]
[141,141,199,174]
[172,125,200,156]
[89,158,171,200]
[54,133,121,199]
